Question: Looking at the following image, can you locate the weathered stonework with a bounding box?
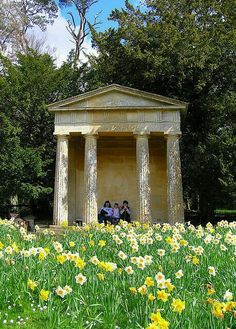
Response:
[84,134,98,223]
[53,135,69,225]
[166,134,184,223]
[48,84,188,224]
[136,134,151,222]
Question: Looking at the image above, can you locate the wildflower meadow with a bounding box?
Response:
[0,219,235,329]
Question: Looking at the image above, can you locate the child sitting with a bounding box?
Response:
[111,203,120,224]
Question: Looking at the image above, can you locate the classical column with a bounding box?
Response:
[53,135,69,225]
[84,134,98,223]
[166,134,184,224]
[136,134,151,222]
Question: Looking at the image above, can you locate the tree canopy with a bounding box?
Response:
[0,51,86,211]
[89,0,236,219]
[0,0,58,57]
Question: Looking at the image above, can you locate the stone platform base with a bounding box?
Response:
[49,225,71,235]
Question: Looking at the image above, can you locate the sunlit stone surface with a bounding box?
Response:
[84,134,98,223]
[166,134,185,224]
[49,84,188,224]
[136,134,151,222]
[53,135,69,225]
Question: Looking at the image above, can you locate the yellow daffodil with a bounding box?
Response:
[180,239,188,246]
[81,245,86,252]
[145,277,154,287]
[97,273,105,281]
[27,279,37,291]
[57,254,67,264]
[192,256,200,265]
[129,287,137,295]
[98,240,106,247]
[38,252,46,260]
[212,301,224,318]
[148,293,156,301]
[44,247,50,255]
[74,257,86,270]
[165,236,174,245]
[171,298,185,313]
[138,285,148,296]
[157,290,169,302]
[39,289,50,301]
[222,301,236,312]
[146,323,159,329]
[89,240,95,246]
[207,288,216,295]
[150,311,169,329]
[165,280,175,292]
[11,242,19,252]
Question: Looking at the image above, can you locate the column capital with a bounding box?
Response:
[54,134,70,141]
[134,133,151,139]
[82,133,98,139]
[164,132,182,140]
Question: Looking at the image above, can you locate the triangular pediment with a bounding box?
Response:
[48,84,188,111]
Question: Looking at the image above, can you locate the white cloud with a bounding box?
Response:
[32,10,97,67]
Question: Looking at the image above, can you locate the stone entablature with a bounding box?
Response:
[53,110,181,136]
[48,84,188,225]
[49,84,185,136]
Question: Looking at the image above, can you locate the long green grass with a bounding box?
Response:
[0,219,235,329]
[214,209,236,215]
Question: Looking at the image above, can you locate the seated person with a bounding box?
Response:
[98,201,113,225]
[111,203,120,224]
[120,200,131,223]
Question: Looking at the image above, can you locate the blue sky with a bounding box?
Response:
[36,0,141,65]
[59,0,140,31]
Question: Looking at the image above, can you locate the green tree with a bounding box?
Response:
[89,0,236,220]
[0,52,57,206]
[0,50,90,216]
[0,113,50,204]
[0,0,57,57]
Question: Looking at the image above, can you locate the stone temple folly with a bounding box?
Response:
[48,84,188,225]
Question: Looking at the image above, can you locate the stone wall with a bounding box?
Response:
[68,135,167,223]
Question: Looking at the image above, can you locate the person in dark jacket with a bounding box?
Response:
[120,200,131,223]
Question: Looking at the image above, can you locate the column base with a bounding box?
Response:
[49,225,73,235]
